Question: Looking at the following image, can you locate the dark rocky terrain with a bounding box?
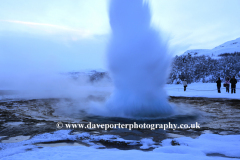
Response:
[1,96,239,150]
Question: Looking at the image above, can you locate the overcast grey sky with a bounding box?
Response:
[1,0,240,71]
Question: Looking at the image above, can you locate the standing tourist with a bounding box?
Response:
[230,76,237,94]
[225,77,230,93]
[183,79,187,91]
[216,77,221,93]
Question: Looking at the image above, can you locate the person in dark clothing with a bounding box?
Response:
[216,77,221,93]
[225,77,230,93]
[230,76,237,94]
[183,79,187,91]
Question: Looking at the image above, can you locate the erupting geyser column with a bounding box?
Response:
[106,0,173,117]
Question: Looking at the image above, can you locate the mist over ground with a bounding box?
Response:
[0,31,110,100]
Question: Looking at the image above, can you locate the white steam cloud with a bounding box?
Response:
[106,0,173,117]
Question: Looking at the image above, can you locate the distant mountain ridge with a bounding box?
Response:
[67,70,111,83]
[182,37,240,58]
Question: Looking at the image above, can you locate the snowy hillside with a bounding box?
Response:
[170,37,240,84]
[182,37,240,58]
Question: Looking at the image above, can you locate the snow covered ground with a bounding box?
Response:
[165,83,240,99]
[1,82,239,100]
[1,82,240,159]
[0,130,240,160]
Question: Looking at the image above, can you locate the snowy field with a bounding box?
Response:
[1,82,239,100]
[165,83,240,99]
[0,130,240,160]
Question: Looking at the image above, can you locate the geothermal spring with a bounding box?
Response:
[1,0,240,158]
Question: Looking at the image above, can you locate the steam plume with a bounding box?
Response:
[106,0,173,117]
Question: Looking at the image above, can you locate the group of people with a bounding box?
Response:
[182,76,238,94]
[216,76,237,93]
